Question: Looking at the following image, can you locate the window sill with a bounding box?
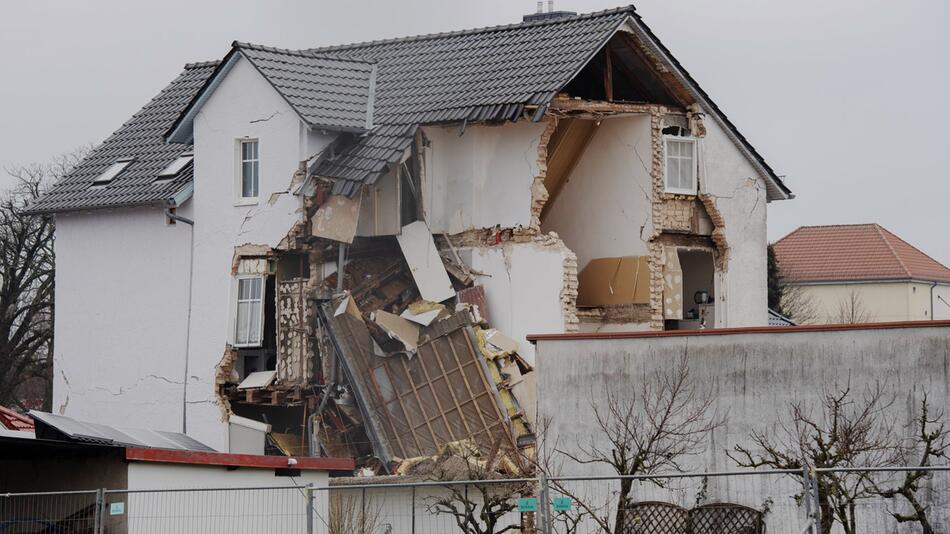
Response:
[234,198,260,207]
[662,189,698,197]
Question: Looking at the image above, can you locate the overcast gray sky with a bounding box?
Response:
[2,0,947,263]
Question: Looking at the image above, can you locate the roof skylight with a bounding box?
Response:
[156,154,194,180]
[92,158,133,186]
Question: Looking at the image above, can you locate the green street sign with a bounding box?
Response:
[517,498,538,512]
[553,497,573,512]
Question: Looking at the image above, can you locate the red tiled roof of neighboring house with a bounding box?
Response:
[773,224,950,284]
[0,406,34,432]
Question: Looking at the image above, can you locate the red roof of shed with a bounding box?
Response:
[0,406,34,431]
[773,224,950,284]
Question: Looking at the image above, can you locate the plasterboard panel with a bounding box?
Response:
[396,221,454,302]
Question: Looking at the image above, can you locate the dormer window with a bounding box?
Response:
[155,153,194,181]
[663,136,697,195]
[92,158,133,186]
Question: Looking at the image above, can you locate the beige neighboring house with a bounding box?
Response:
[773,224,950,323]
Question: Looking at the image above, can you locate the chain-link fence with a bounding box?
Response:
[1,466,948,533]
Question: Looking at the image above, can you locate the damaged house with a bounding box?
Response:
[28,6,791,470]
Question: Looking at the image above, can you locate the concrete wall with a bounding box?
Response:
[535,323,950,533]
[701,117,769,328]
[328,483,521,534]
[53,205,193,432]
[541,115,653,270]
[799,281,950,323]
[421,122,545,234]
[187,55,334,449]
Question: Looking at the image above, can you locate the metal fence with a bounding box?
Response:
[1,466,948,533]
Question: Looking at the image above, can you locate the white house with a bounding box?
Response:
[28,6,792,462]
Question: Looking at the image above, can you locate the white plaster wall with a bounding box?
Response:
[125,462,329,533]
[466,242,568,364]
[53,205,193,432]
[701,117,769,327]
[934,283,950,320]
[541,115,653,270]
[421,122,545,234]
[797,281,950,323]
[188,55,335,449]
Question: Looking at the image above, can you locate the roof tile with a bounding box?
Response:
[27,62,217,214]
[773,224,950,284]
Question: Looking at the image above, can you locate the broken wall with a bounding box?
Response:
[187,54,337,450]
[465,241,573,365]
[420,122,546,234]
[541,115,653,269]
[52,206,194,432]
[699,117,769,327]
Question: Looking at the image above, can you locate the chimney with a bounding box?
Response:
[523,1,576,23]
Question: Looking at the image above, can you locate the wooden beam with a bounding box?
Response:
[604,46,614,102]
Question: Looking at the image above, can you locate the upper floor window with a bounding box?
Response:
[239,139,259,201]
[92,158,134,186]
[664,136,697,194]
[234,275,264,347]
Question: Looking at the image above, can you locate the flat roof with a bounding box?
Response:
[126,448,355,472]
[527,319,950,342]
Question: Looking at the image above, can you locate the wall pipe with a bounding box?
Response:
[165,206,195,434]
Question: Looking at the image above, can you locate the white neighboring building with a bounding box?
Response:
[29,6,792,456]
[773,223,950,323]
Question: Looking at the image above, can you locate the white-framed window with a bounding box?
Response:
[238,139,259,201]
[92,158,134,186]
[234,275,265,347]
[663,136,697,194]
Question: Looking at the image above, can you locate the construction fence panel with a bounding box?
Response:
[321,479,533,534]
[101,487,314,534]
[0,489,100,534]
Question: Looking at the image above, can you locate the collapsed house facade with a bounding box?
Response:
[29,6,791,468]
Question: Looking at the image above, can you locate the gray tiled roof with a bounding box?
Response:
[311,8,632,193]
[236,43,376,132]
[35,5,790,213]
[27,62,217,214]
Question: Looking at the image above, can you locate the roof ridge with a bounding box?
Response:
[233,41,377,64]
[306,5,637,54]
[873,224,913,278]
[877,225,950,276]
[183,60,220,69]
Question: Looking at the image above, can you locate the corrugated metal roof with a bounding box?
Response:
[768,309,797,326]
[30,411,216,452]
[26,62,217,214]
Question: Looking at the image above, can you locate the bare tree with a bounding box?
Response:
[553,354,725,534]
[834,290,874,324]
[729,381,899,534]
[779,283,820,325]
[869,393,948,534]
[427,438,533,534]
[0,150,85,410]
